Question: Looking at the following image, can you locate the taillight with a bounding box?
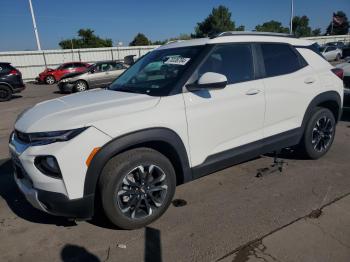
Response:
[331,68,344,80]
[9,69,20,75]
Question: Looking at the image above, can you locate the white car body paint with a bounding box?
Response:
[9,34,344,217]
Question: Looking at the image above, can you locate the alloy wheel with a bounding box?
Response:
[46,76,55,85]
[116,164,168,220]
[311,115,334,152]
[76,81,87,92]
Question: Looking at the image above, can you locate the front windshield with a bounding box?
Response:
[109,45,204,96]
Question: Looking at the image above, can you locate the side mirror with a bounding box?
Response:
[89,68,95,74]
[186,72,227,91]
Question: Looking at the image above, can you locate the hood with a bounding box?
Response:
[15,89,160,133]
[61,71,87,80]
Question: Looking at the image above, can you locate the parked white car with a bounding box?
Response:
[320,45,342,61]
[9,32,344,229]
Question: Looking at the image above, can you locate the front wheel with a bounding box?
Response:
[45,75,56,85]
[74,80,88,92]
[300,107,336,159]
[99,148,176,229]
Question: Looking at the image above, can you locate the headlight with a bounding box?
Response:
[22,127,88,145]
[60,78,70,83]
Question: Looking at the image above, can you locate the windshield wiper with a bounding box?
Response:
[115,87,145,94]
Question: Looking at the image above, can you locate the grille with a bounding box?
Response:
[15,130,31,143]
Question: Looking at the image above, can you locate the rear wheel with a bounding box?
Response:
[74,80,88,92]
[45,75,55,85]
[0,85,12,102]
[300,107,336,159]
[99,148,176,229]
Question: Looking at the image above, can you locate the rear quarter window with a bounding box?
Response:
[260,43,307,78]
[0,64,12,74]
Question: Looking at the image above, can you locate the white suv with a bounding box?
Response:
[9,32,344,229]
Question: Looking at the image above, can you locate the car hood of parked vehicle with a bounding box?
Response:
[15,88,160,133]
[60,71,87,81]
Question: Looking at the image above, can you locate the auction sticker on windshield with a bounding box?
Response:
[164,57,190,66]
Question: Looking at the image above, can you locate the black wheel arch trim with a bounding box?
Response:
[301,91,342,129]
[0,82,14,92]
[83,127,192,197]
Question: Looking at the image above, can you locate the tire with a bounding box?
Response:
[45,75,56,85]
[0,85,12,102]
[300,107,336,159]
[99,148,176,229]
[74,80,88,92]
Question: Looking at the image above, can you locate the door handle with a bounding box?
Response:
[304,77,316,84]
[245,89,261,95]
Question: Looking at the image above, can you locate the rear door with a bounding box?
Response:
[259,43,318,139]
[74,62,88,73]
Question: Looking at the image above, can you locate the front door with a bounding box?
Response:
[183,43,265,167]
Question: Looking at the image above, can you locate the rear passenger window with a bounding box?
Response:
[198,44,254,84]
[0,64,11,73]
[261,44,305,77]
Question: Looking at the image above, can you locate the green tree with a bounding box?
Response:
[312,28,321,36]
[326,11,349,35]
[129,33,150,46]
[194,5,236,37]
[255,20,289,33]
[59,29,112,49]
[292,16,312,37]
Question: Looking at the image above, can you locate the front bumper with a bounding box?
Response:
[58,82,75,93]
[14,172,94,219]
[9,126,111,219]
[12,84,26,93]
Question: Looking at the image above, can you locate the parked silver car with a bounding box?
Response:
[58,61,127,93]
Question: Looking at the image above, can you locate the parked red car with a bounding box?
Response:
[37,62,90,84]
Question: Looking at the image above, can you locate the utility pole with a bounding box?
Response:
[290,0,294,35]
[28,0,42,50]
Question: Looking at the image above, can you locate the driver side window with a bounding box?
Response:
[197,44,254,85]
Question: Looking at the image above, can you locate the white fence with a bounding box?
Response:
[0,46,159,81]
[1,35,350,81]
[302,34,350,46]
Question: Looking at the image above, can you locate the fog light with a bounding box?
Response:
[34,156,62,178]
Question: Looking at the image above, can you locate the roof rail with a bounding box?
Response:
[211,31,295,39]
[165,40,185,45]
